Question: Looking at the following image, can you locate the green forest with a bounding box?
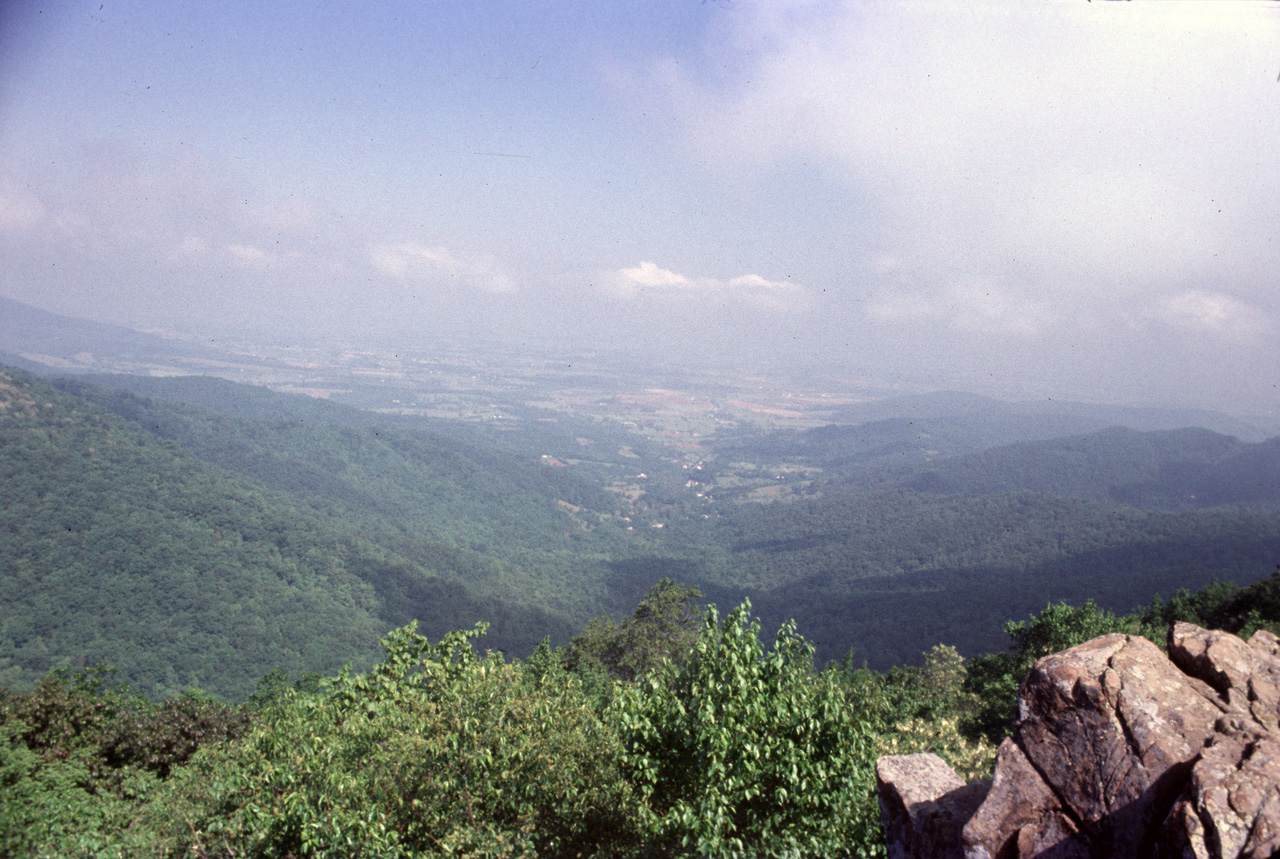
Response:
[4,365,1280,694]
[4,573,1279,858]
[3,362,1280,854]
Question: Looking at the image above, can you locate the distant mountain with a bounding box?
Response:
[709,487,1280,668]
[0,296,227,369]
[700,422,1280,666]
[78,372,385,426]
[849,426,1280,510]
[0,350,62,375]
[826,390,1272,443]
[712,393,1276,487]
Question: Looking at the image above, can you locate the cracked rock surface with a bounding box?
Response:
[876,623,1280,859]
[876,753,989,859]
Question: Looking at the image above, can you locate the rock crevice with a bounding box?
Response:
[877,623,1280,859]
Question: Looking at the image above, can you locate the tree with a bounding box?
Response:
[612,600,881,858]
[567,579,704,682]
[962,600,1135,741]
[145,621,640,859]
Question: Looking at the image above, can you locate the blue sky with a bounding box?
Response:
[1,1,1278,418]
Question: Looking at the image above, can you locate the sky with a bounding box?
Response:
[1,0,1278,417]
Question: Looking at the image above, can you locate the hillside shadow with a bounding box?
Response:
[751,529,1280,669]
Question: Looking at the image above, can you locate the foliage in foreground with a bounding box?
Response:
[4,570,1279,858]
[0,668,251,858]
[144,622,640,859]
[0,595,891,858]
[614,601,882,858]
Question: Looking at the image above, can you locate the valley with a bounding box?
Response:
[3,297,1280,696]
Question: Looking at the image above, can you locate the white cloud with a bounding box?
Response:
[868,281,1052,337]
[1158,290,1269,339]
[616,260,693,291]
[726,274,808,312]
[642,0,1280,313]
[226,243,270,267]
[605,261,806,311]
[221,241,333,275]
[369,241,516,294]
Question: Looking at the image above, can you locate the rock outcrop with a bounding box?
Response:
[877,623,1280,859]
[877,753,989,859]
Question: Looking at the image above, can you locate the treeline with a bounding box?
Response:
[710,487,1280,666]
[8,363,1280,695]
[0,367,604,698]
[3,572,1278,858]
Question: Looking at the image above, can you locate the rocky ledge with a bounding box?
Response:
[877,622,1280,859]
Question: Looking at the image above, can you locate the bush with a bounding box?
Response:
[148,621,641,858]
[0,667,247,858]
[961,600,1136,742]
[612,601,883,858]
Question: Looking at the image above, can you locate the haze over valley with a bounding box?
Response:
[2,295,1278,697]
[2,1,1278,420]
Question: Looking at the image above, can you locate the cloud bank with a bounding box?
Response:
[606,261,806,312]
[647,2,1276,317]
[370,242,517,295]
[1,0,1276,415]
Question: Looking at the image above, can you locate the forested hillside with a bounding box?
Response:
[697,423,1280,665]
[701,488,1280,666]
[5,363,1280,690]
[54,374,624,566]
[843,426,1280,508]
[0,368,600,698]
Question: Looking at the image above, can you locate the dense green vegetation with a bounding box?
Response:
[715,487,1280,665]
[841,426,1280,509]
[5,364,1280,695]
[0,369,378,697]
[690,418,1280,666]
[0,368,600,698]
[3,572,1277,858]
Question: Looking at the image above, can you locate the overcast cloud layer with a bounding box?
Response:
[1,1,1277,417]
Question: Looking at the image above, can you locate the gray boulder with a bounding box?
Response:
[875,623,1280,859]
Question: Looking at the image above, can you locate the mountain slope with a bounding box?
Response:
[6,363,1280,691]
[826,390,1272,442]
[0,367,576,698]
[0,297,225,368]
[48,375,629,617]
[842,426,1280,510]
[688,424,1280,667]
[725,490,1280,666]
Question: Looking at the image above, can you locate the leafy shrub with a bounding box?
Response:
[0,667,247,858]
[566,578,704,684]
[961,600,1137,741]
[612,601,883,858]
[150,621,641,858]
[100,691,253,778]
[865,645,997,782]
